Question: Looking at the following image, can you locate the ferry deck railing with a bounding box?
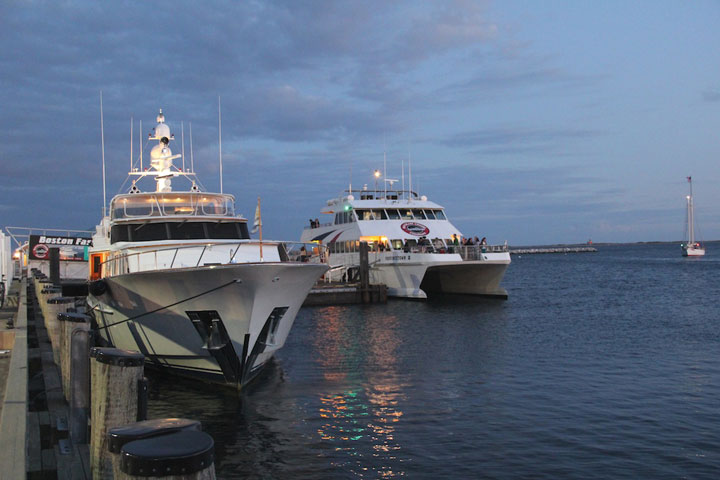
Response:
[386,243,508,258]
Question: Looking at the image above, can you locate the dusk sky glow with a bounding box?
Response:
[2,1,719,246]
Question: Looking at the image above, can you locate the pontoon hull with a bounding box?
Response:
[370,259,509,299]
[87,262,327,388]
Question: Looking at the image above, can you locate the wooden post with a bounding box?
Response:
[107,418,202,478]
[69,322,91,444]
[90,347,145,480]
[47,296,74,365]
[58,312,90,401]
[359,241,370,303]
[49,247,60,285]
[118,430,216,480]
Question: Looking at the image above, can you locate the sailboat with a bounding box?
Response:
[681,176,705,257]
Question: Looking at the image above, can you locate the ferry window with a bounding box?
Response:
[434,210,446,220]
[334,213,342,224]
[386,209,401,220]
[372,209,387,220]
[356,209,369,220]
[412,209,426,219]
[391,239,403,250]
[401,210,414,220]
[424,210,436,220]
[344,212,353,223]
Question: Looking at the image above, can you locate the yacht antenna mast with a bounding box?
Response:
[130,117,133,172]
[189,122,194,173]
[139,120,143,171]
[181,121,185,172]
[218,95,223,194]
[100,91,106,216]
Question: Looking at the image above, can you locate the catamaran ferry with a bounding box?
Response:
[300,181,510,299]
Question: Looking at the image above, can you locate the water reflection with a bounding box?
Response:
[311,305,408,478]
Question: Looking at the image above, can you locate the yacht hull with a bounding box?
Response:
[87,262,326,389]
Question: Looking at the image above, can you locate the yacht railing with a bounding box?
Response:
[100,240,326,276]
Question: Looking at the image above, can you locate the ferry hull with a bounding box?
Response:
[421,261,509,298]
[87,262,327,389]
[370,258,510,299]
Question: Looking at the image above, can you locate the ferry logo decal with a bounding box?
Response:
[401,222,430,236]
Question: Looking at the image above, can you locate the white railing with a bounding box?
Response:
[102,241,326,276]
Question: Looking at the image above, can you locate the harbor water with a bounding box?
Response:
[147,242,720,479]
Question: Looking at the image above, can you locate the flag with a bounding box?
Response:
[687,176,692,182]
[251,197,261,233]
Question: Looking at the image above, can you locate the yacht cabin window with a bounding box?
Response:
[111,221,249,243]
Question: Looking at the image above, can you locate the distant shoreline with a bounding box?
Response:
[509,240,715,248]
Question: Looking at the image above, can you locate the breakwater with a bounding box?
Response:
[510,246,597,254]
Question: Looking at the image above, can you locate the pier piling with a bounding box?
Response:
[90,347,146,480]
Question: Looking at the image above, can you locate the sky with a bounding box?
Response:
[1,0,719,246]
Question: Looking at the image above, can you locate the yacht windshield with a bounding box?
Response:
[111,193,236,220]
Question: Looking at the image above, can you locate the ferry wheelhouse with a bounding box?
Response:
[87,110,327,388]
[300,183,510,298]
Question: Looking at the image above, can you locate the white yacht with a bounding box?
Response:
[87,110,327,388]
[681,176,705,257]
[300,179,511,299]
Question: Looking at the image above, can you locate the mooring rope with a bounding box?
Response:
[92,279,239,331]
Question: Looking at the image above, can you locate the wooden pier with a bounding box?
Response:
[510,246,597,254]
[304,282,387,306]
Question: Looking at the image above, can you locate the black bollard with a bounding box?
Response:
[107,418,202,478]
[119,430,216,479]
